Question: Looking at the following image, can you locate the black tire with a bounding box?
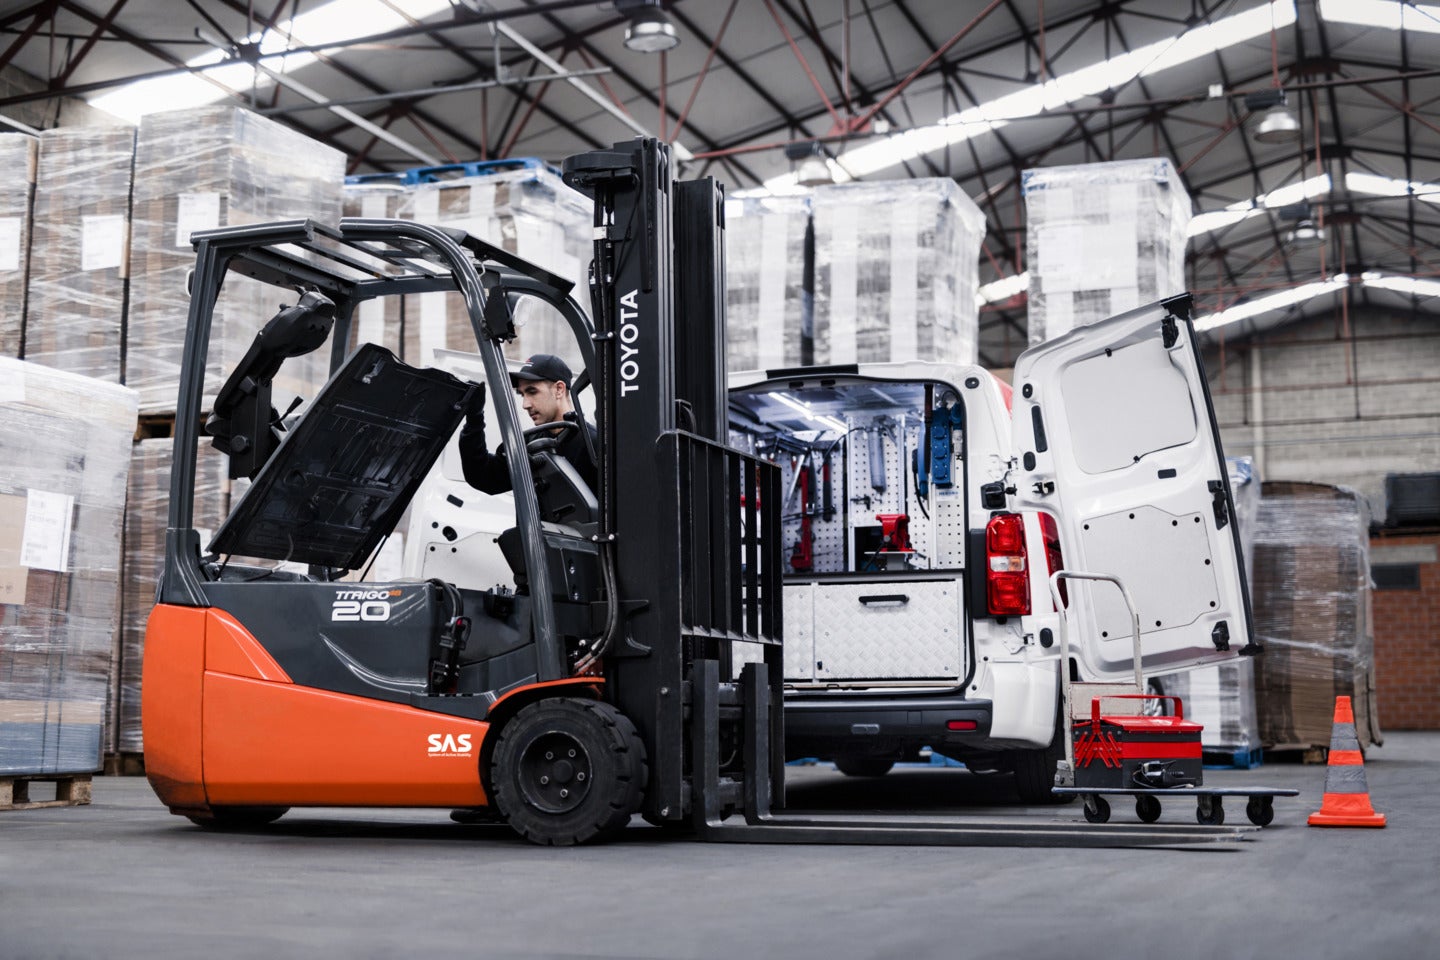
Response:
[1084,795,1111,824]
[490,698,646,846]
[833,756,895,778]
[1012,725,1070,804]
[1246,796,1275,827]
[1196,797,1225,826]
[1135,794,1162,823]
[187,806,289,830]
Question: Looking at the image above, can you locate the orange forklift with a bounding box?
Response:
[143,139,1247,847]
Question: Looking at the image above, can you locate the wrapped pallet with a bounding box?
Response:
[0,133,38,358]
[1162,457,1263,760]
[0,358,137,775]
[724,193,811,371]
[125,106,345,415]
[22,126,137,382]
[811,178,985,366]
[1023,158,1191,344]
[1252,481,1383,751]
[395,163,592,369]
[342,182,408,359]
[115,438,230,755]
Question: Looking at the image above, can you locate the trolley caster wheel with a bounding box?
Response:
[1135,794,1162,824]
[1196,796,1225,826]
[1083,796,1111,824]
[1246,796,1275,827]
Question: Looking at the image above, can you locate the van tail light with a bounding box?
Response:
[985,513,1030,616]
[1039,512,1066,607]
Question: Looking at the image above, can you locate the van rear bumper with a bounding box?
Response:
[783,695,994,760]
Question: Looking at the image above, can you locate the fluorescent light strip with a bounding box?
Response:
[1363,274,1440,298]
[768,392,846,433]
[1319,0,1440,34]
[977,271,1029,306]
[757,1,1298,192]
[90,0,451,123]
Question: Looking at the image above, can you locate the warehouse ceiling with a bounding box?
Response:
[1,0,1437,366]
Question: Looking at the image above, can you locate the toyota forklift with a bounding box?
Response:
[143,139,1248,847]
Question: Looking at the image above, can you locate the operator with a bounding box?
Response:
[457,353,598,494]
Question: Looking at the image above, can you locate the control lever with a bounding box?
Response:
[429,613,472,696]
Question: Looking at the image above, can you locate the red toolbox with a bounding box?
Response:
[1072,695,1204,790]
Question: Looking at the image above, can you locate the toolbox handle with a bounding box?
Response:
[1090,694,1184,723]
[858,594,909,606]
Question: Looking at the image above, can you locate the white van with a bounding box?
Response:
[404,294,1253,803]
[727,294,1253,800]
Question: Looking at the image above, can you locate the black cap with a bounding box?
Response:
[512,354,572,386]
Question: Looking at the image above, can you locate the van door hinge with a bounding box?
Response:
[1162,315,1179,349]
[1208,480,1230,529]
[1211,621,1230,652]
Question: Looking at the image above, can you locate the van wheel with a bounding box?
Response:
[187,806,289,830]
[490,698,646,846]
[1011,728,1070,804]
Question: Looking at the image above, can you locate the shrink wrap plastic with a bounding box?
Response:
[812,178,985,366]
[0,358,137,774]
[1252,481,1382,750]
[394,166,592,370]
[126,106,344,414]
[1023,158,1190,343]
[22,127,136,382]
[724,194,810,371]
[342,183,407,358]
[116,438,229,754]
[0,134,37,358]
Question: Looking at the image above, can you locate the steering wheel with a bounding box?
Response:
[523,419,579,454]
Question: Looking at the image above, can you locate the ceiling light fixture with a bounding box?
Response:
[619,0,679,54]
[1287,219,1326,247]
[1245,89,1301,143]
[785,141,834,187]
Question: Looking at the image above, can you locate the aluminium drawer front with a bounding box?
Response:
[810,579,963,680]
[781,582,816,682]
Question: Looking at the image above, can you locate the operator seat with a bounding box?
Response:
[496,447,599,597]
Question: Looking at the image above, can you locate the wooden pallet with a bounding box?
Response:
[1,774,93,810]
[103,753,145,777]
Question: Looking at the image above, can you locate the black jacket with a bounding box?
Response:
[457,414,599,495]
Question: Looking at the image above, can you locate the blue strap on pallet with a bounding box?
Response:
[345,157,557,187]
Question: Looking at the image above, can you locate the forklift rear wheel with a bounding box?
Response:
[491,698,647,846]
[1246,795,1275,827]
[1135,794,1162,823]
[833,756,895,778]
[1083,796,1110,824]
[1196,797,1225,826]
[186,806,289,830]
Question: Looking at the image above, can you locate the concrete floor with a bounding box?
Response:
[2,733,1437,960]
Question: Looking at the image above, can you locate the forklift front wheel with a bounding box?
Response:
[490,697,647,846]
[1083,795,1110,824]
[186,806,289,830]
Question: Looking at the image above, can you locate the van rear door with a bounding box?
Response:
[1009,295,1253,682]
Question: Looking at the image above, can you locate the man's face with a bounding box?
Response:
[517,379,565,425]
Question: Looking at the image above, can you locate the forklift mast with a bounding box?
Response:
[563,139,785,823]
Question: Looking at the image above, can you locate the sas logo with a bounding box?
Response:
[427,733,473,757]
[331,588,403,622]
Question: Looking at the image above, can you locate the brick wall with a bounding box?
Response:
[1370,533,1440,730]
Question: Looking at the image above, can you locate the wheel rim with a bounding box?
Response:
[517,730,594,815]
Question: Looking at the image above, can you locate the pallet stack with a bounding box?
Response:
[125,105,345,415]
[811,178,986,366]
[0,133,38,359]
[342,183,407,358]
[1023,158,1191,344]
[0,358,137,778]
[1252,481,1383,752]
[724,193,811,372]
[393,164,593,369]
[22,126,137,382]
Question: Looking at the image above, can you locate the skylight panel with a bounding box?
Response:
[1193,275,1348,331]
[1319,0,1440,34]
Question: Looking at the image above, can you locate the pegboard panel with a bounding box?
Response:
[845,416,944,569]
[931,486,968,568]
[773,449,847,574]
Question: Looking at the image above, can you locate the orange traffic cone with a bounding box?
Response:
[1308,696,1386,828]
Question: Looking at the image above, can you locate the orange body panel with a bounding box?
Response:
[141,604,210,811]
[205,608,292,682]
[202,673,490,807]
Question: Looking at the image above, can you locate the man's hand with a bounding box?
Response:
[464,382,487,435]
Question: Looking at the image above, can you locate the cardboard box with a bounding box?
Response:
[724,193,811,371]
[0,133,38,359]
